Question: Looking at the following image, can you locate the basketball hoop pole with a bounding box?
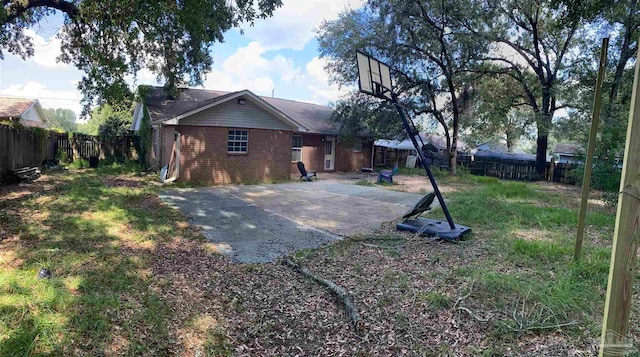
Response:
[391,94,456,230]
[355,50,468,238]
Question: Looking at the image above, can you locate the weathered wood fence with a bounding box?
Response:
[55,133,140,163]
[376,147,577,184]
[457,155,577,184]
[0,124,140,181]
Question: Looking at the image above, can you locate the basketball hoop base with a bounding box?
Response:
[397,218,471,240]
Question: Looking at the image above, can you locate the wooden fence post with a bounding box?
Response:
[575,38,609,261]
[599,42,640,357]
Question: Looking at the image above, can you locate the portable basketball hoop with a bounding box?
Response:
[356,50,471,240]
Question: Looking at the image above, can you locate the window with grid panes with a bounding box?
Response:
[228,130,248,153]
[291,135,303,161]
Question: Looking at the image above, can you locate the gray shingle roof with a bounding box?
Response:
[145,87,230,123]
[144,87,338,135]
[554,143,581,155]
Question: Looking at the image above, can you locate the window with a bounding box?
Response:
[292,135,303,162]
[353,140,363,152]
[228,130,248,153]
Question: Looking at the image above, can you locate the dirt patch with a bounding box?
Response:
[0,174,60,201]
[103,177,145,188]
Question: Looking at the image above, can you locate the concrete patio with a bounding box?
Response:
[159,179,423,263]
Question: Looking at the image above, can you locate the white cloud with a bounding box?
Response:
[303,57,352,103]
[241,0,366,50]
[0,81,83,117]
[202,41,302,95]
[202,43,351,104]
[22,29,69,70]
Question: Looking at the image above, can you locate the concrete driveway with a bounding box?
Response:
[159,181,422,263]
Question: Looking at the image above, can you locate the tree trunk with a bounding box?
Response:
[450,118,459,175]
[535,132,548,178]
[449,81,460,175]
[506,130,515,152]
[609,1,637,102]
[535,87,553,179]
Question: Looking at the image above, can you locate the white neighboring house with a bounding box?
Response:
[0,97,48,128]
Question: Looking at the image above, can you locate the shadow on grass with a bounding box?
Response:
[0,169,185,355]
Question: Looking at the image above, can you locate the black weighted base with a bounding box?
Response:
[397,217,471,240]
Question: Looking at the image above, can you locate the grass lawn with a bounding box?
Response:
[0,164,230,356]
[0,165,636,356]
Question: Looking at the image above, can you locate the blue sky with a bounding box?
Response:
[0,0,364,119]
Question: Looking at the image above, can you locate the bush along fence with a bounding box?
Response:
[0,124,141,182]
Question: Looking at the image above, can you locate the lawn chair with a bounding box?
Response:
[378,163,399,184]
[297,161,317,181]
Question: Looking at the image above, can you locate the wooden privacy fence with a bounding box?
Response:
[376,148,578,184]
[458,155,577,184]
[0,125,59,179]
[56,133,140,163]
[0,124,140,181]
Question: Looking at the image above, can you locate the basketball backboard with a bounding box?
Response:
[356,51,392,100]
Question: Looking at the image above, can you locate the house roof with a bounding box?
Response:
[422,133,469,152]
[144,87,231,123]
[374,133,469,152]
[142,87,337,134]
[260,96,335,134]
[0,97,37,118]
[554,143,581,155]
[476,141,526,154]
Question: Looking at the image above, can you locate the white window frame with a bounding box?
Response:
[228,129,249,153]
[292,134,303,162]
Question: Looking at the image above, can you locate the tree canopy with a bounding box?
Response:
[43,107,77,132]
[319,0,637,182]
[462,73,535,151]
[318,0,489,173]
[1,0,282,111]
[77,104,131,136]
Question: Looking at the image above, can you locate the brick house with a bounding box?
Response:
[130,87,372,184]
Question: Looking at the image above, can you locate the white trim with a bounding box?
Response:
[21,100,47,125]
[227,129,249,153]
[130,102,144,131]
[324,136,336,170]
[33,100,47,123]
[291,134,303,162]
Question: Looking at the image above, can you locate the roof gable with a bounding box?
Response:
[140,87,338,134]
[0,97,37,118]
[177,94,297,131]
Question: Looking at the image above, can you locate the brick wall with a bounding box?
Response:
[167,125,292,184]
[335,139,372,171]
[290,134,373,174]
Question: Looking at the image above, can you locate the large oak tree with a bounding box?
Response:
[1,0,282,111]
[318,0,489,174]
[476,0,588,176]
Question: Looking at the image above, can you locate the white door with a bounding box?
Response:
[324,137,335,170]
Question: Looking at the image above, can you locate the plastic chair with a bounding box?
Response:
[297,161,317,181]
[378,164,399,183]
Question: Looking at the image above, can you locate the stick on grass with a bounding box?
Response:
[283,258,362,330]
